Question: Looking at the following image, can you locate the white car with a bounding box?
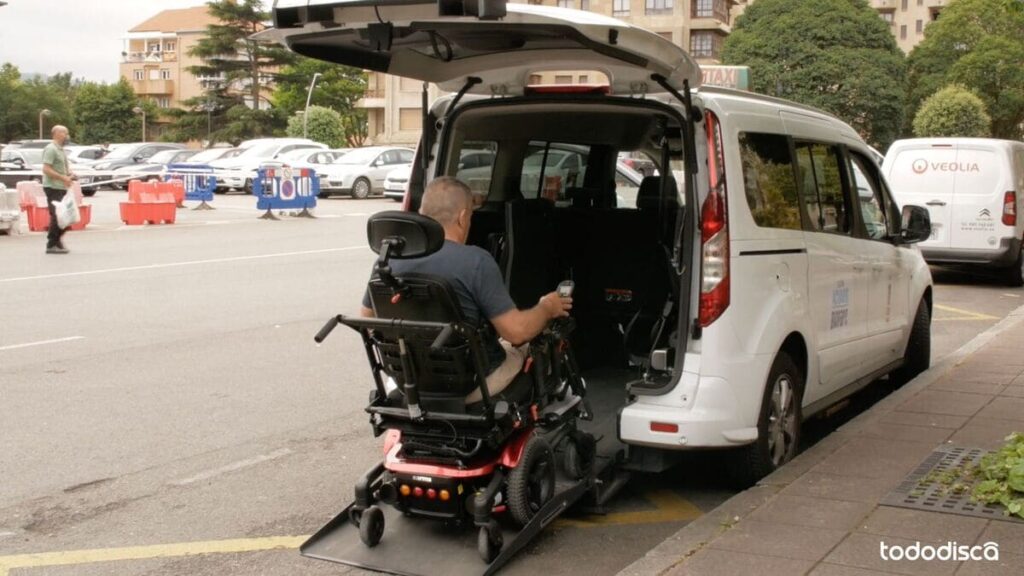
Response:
[270,1,934,489]
[383,165,411,201]
[884,138,1024,287]
[64,145,108,165]
[210,138,327,193]
[317,146,414,199]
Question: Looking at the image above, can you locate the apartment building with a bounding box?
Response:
[119,7,220,134]
[869,0,946,53]
[362,0,746,145]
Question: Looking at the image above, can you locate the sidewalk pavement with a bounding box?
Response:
[620,304,1024,576]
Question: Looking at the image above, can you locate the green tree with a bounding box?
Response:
[912,85,991,138]
[0,65,75,142]
[285,105,347,147]
[72,79,151,144]
[906,0,1024,139]
[187,0,294,142]
[721,0,906,148]
[272,57,367,146]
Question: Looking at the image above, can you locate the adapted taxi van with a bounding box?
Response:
[267,0,934,488]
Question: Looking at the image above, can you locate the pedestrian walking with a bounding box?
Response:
[41,125,76,254]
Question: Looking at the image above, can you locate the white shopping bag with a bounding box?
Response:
[53,190,81,229]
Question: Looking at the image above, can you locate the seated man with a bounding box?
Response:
[361,176,571,404]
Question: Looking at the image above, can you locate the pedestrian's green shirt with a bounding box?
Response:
[42,142,68,190]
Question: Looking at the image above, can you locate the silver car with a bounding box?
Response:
[318,146,414,199]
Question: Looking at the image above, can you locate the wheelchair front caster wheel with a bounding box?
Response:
[359,505,385,547]
[477,521,502,563]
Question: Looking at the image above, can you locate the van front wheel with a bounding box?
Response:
[726,352,802,488]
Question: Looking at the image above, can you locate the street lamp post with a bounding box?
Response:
[38,109,50,139]
[132,106,146,142]
[303,72,323,138]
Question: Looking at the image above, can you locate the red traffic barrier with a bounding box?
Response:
[157,180,186,207]
[127,180,159,203]
[19,182,92,231]
[120,192,177,225]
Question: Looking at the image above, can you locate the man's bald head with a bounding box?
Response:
[51,125,69,144]
[419,177,473,227]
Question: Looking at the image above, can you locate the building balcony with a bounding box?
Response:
[122,51,178,63]
[132,79,174,95]
[692,0,731,23]
[872,0,898,9]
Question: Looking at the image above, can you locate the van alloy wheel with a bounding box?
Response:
[767,374,798,467]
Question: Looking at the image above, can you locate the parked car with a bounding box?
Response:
[110,149,199,188]
[883,138,1024,286]
[4,139,57,149]
[209,138,327,193]
[316,146,414,199]
[64,145,108,165]
[90,143,186,173]
[270,1,935,489]
[618,151,657,177]
[382,165,411,201]
[0,148,44,171]
[174,147,239,166]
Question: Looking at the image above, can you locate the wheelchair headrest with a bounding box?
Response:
[367,211,445,259]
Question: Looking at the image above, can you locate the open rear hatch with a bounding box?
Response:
[260,0,701,96]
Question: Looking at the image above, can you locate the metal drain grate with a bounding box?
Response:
[881,445,1024,523]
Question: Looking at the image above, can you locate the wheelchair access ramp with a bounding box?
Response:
[301,475,592,576]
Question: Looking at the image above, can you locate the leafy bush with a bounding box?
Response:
[913,85,991,138]
[972,432,1024,519]
[286,105,347,148]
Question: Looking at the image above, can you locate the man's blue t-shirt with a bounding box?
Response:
[362,240,517,372]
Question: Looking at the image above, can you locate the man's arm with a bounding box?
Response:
[42,163,72,187]
[490,292,571,346]
[360,306,375,318]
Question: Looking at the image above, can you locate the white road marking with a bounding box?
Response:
[171,448,292,486]
[0,246,364,284]
[1004,293,1021,298]
[0,336,85,352]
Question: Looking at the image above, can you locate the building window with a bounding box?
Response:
[901,0,907,10]
[916,19,923,33]
[612,0,629,17]
[645,0,673,16]
[164,41,176,52]
[156,97,171,108]
[693,0,728,21]
[689,31,721,59]
[556,0,572,7]
[399,108,422,131]
[148,68,160,81]
[917,0,923,5]
[160,69,171,80]
[133,70,144,81]
[581,0,589,9]
[555,74,573,84]
[900,24,907,39]
[880,11,894,25]
[930,8,941,20]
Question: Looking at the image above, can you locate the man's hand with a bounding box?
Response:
[539,291,572,319]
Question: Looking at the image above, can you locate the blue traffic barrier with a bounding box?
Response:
[252,166,319,219]
[165,164,217,210]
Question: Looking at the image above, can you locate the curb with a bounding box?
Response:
[617,301,1024,576]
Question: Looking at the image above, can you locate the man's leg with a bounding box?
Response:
[43,187,66,250]
[466,341,527,404]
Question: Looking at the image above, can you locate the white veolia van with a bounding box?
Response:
[884,138,1024,287]
[267,0,934,485]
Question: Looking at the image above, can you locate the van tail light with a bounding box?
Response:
[699,110,730,328]
[1003,191,1017,226]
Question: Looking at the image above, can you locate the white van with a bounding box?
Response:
[266,0,934,485]
[884,138,1024,286]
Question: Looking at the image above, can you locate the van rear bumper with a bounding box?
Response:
[921,237,1021,267]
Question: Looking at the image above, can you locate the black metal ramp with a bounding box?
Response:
[301,477,591,576]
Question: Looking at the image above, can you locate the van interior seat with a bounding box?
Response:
[503,199,559,309]
[469,204,507,262]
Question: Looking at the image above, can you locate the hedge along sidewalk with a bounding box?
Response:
[619,302,1024,576]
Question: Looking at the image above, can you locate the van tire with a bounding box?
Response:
[1005,246,1024,288]
[892,300,931,386]
[725,352,803,489]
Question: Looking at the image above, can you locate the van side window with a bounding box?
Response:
[452,140,498,197]
[739,132,801,230]
[848,153,891,241]
[795,142,850,235]
[520,142,589,200]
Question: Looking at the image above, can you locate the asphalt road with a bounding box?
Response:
[0,191,1020,576]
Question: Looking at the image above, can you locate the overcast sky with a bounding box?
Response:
[0,0,211,82]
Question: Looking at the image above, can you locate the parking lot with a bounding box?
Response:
[1,191,1021,576]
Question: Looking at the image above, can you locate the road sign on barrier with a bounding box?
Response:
[165,164,217,210]
[253,166,319,219]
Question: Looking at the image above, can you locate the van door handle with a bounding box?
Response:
[926,200,946,207]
